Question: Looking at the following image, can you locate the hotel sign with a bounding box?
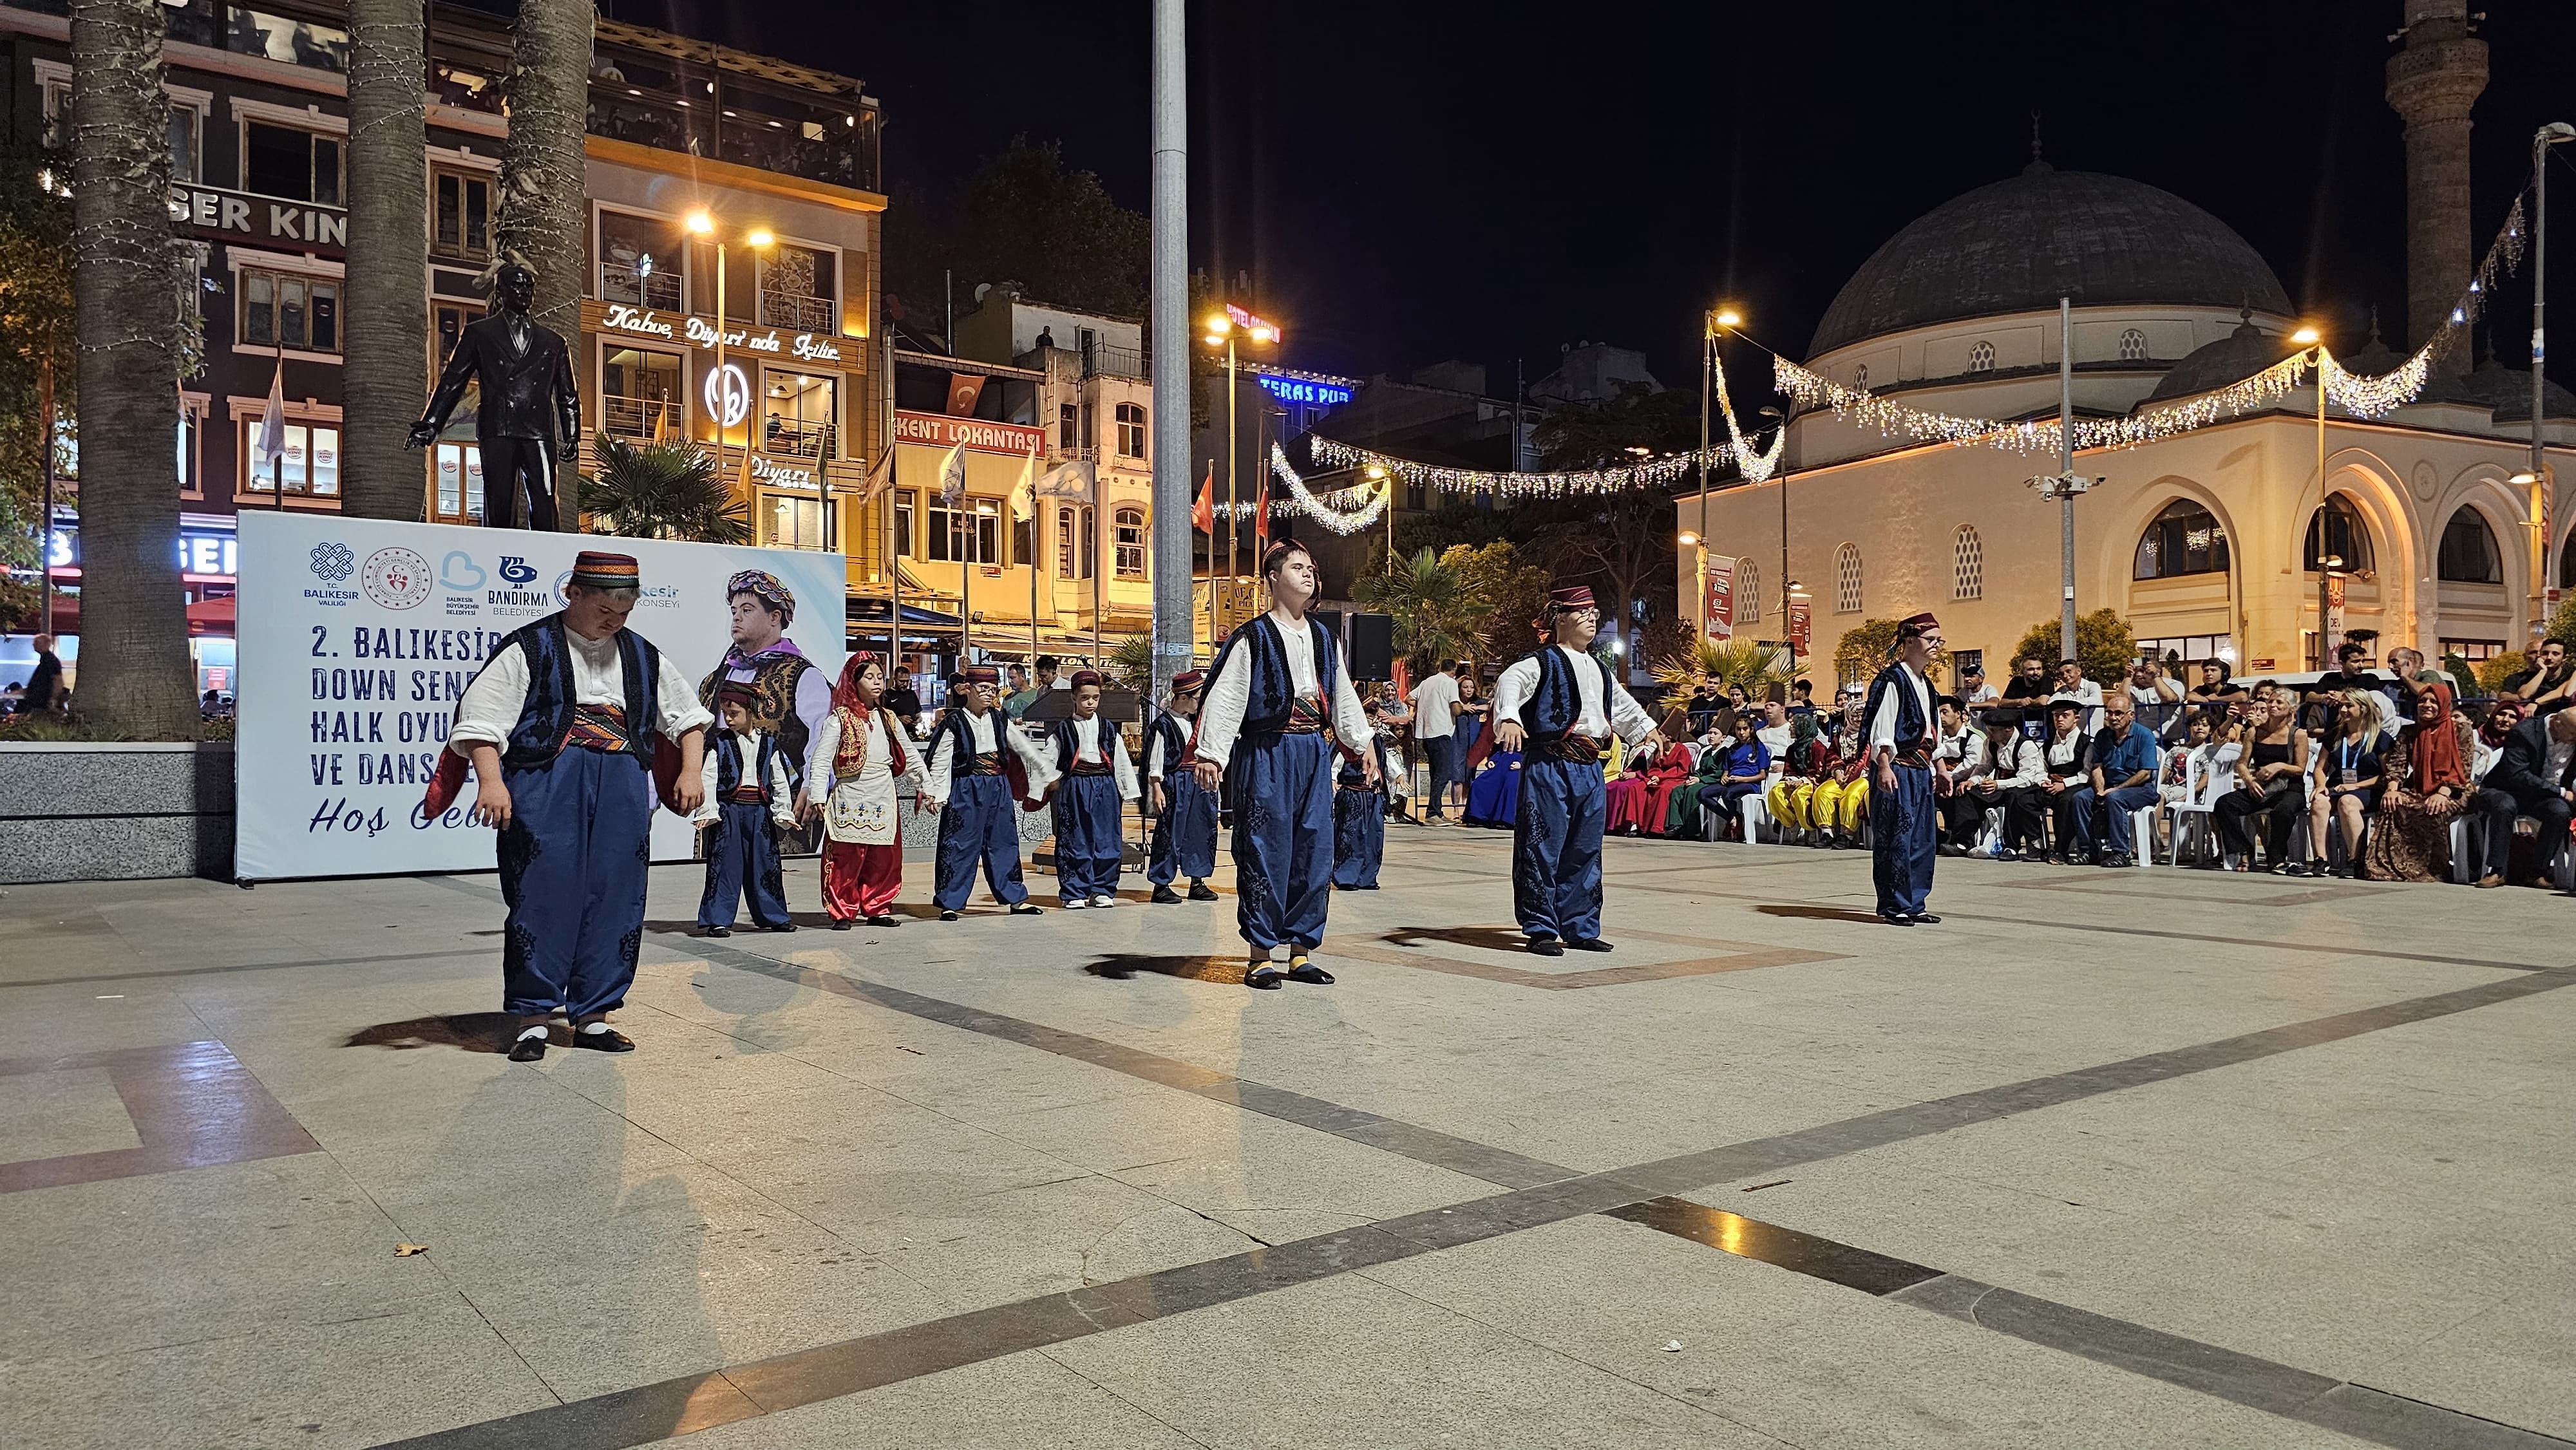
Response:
[169,183,346,252]
[891,410,1045,456]
[600,305,844,363]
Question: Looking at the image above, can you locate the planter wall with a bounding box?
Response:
[0,742,235,884]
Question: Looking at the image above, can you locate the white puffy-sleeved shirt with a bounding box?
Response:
[1193,612,1374,768]
[690,728,796,829]
[1142,714,1194,780]
[1866,664,1936,756]
[810,706,928,846]
[922,708,1048,808]
[450,628,712,754]
[1490,645,1656,744]
[1039,715,1140,802]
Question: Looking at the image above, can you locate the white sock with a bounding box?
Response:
[580,1021,611,1035]
[516,1025,547,1042]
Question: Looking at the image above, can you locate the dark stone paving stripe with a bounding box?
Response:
[1603,1197,1944,1295]
[0,946,490,990]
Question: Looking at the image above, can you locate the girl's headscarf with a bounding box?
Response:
[2481,696,2524,749]
[2409,680,2465,792]
[829,652,904,776]
[832,651,880,711]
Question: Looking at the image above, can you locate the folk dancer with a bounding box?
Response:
[923,666,1049,920]
[1037,670,1139,908]
[1490,585,1660,956]
[1332,699,1397,890]
[808,652,925,928]
[1144,669,1220,903]
[693,683,800,937]
[443,551,709,1062]
[1193,540,1376,989]
[1864,611,1944,925]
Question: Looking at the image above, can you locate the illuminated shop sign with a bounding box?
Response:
[600,305,843,363]
[50,525,238,580]
[1255,373,1353,408]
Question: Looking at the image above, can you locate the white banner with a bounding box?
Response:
[236,512,846,881]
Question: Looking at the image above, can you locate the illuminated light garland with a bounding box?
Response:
[1265,443,1390,535]
[1710,355,1786,483]
[1307,434,1761,497]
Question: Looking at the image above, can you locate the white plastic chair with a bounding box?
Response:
[2163,749,2221,866]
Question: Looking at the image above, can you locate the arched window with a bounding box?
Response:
[1057,504,1094,579]
[1952,525,1984,599]
[2118,328,2147,362]
[1965,341,1994,373]
[2133,498,2231,579]
[1736,562,1761,624]
[2438,506,2502,583]
[1833,542,1863,614]
[2559,539,2576,590]
[1853,364,1869,390]
[1113,507,1147,578]
[1114,403,1146,459]
[2303,494,2374,572]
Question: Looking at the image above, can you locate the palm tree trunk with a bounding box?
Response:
[497,0,589,531]
[339,0,426,521]
[69,0,191,736]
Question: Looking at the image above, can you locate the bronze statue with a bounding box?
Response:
[410,261,580,531]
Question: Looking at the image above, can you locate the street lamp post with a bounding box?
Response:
[2293,326,2330,663]
[1202,305,1277,625]
[1703,307,1743,642]
[684,209,773,520]
[2527,122,2576,640]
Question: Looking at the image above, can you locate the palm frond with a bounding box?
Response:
[579,433,751,545]
[1652,636,1795,696]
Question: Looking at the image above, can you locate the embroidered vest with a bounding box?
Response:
[936,710,1007,780]
[712,731,781,803]
[1520,646,1610,745]
[698,650,813,788]
[498,613,658,769]
[1048,717,1116,776]
[1146,711,1189,779]
[1864,664,1933,765]
[1225,614,1341,739]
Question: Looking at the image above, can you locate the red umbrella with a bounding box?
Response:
[185,596,235,636]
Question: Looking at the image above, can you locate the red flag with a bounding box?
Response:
[1192,462,1215,535]
[945,372,987,417]
[1254,485,1271,545]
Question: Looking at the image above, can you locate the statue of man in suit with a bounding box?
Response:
[410,261,580,531]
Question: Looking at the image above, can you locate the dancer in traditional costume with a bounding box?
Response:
[1332,699,1394,889]
[1036,670,1139,908]
[1490,585,1660,956]
[1143,668,1219,903]
[1864,611,1944,925]
[923,666,1048,920]
[808,652,925,928]
[697,570,826,809]
[443,551,709,1062]
[1193,540,1376,988]
[693,683,800,937]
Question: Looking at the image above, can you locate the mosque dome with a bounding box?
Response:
[1808,164,2294,359]
[2141,314,2302,404]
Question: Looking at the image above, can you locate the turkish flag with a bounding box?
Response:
[1192,463,1215,534]
[945,372,986,417]
[1254,484,1271,544]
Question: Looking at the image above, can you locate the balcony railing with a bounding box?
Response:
[760,420,837,461]
[759,290,835,335]
[602,394,683,442]
[586,77,880,194]
[601,264,683,312]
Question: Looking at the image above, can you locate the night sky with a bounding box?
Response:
[607,0,2576,398]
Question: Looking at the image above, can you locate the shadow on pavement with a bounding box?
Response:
[1756,905,1888,925]
[1379,925,1531,954]
[343,1012,534,1053]
[1083,954,1245,984]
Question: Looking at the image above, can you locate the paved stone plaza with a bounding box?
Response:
[1,828,2571,1450]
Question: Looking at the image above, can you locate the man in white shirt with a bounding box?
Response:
[445,551,709,1062]
[1410,661,1463,821]
[1195,541,1376,988]
[1755,700,1794,757]
[2055,658,2107,733]
[922,666,1051,920]
[1863,612,1942,925]
[1491,584,1661,956]
[1035,669,1140,908]
[1958,661,2000,708]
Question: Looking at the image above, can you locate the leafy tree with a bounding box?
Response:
[1654,637,1795,701]
[1354,547,1488,677]
[1832,618,1949,691]
[0,140,72,633]
[913,138,1148,319]
[496,0,589,527]
[2012,608,2136,686]
[1108,632,1153,694]
[580,435,748,543]
[2477,650,2528,695]
[1440,541,1548,665]
[2440,652,2481,701]
[2544,595,2576,648]
[340,0,426,521]
[1392,498,1516,561]
[1526,382,1694,669]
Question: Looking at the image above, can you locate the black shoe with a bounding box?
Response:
[938,909,961,921]
[1188,881,1218,901]
[2098,851,2130,869]
[1150,885,1183,903]
[1245,965,1283,990]
[1993,847,2020,862]
[570,1026,634,1052]
[762,921,798,933]
[2044,854,2069,866]
[1565,937,1614,952]
[506,1033,547,1062]
[2268,862,2296,876]
[1881,913,1916,927]
[1009,902,1043,916]
[864,914,900,927]
[829,918,855,931]
[1286,961,1334,985]
[1907,912,1942,925]
[700,925,732,938]
[1528,937,1565,957]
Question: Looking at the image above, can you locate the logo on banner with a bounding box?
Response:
[497,555,538,585]
[552,569,574,605]
[309,541,356,583]
[704,364,752,429]
[360,547,433,610]
[439,552,485,591]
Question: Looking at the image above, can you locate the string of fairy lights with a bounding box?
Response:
[1262,443,1390,536]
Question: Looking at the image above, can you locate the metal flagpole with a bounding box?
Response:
[885,328,900,670]
[2057,297,2077,660]
[1147,0,1193,700]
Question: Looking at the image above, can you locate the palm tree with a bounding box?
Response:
[580,434,748,543]
[338,0,426,520]
[68,0,192,735]
[1107,632,1154,693]
[1653,637,1795,701]
[497,0,589,529]
[1354,546,1488,677]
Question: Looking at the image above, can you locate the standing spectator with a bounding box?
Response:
[2300,690,2387,876]
[2018,696,2094,862]
[2382,648,2427,723]
[2365,676,2475,881]
[1450,666,1491,811]
[883,665,923,737]
[1999,656,2054,708]
[1409,660,1463,822]
[1005,657,1058,719]
[1949,711,2042,857]
[2125,657,2186,742]
[1958,661,2000,708]
[2070,692,2161,867]
[2472,693,2576,887]
[18,636,63,716]
[2500,638,2576,706]
[1788,679,1816,717]
[2053,659,2105,731]
[1694,713,1772,840]
[2215,686,2311,872]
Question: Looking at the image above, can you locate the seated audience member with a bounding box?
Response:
[2301,689,2388,877]
[1760,711,1828,841]
[2124,657,2186,744]
[1998,655,2054,708]
[1958,661,2000,707]
[1949,710,2043,858]
[2053,659,2106,731]
[2186,659,2245,709]
[2012,696,2094,862]
[1755,699,1794,757]
[2381,648,2427,724]
[1933,695,1977,773]
[2069,692,2161,867]
[2473,692,2576,887]
[1788,679,1817,717]
[2364,675,2475,883]
[1638,709,1701,834]
[2159,712,2211,807]
[1694,713,1772,842]
[2461,695,2526,886]
[1604,739,1658,837]
[2215,686,2311,872]
[1781,687,1870,849]
[2499,637,2576,706]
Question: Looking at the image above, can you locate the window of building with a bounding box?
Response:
[764,494,822,550]
[431,167,490,261]
[48,75,212,182]
[1950,649,1983,690]
[1952,524,1983,599]
[928,496,999,563]
[2119,328,2148,362]
[1115,402,1146,460]
[893,491,914,558]
[1732,562,1760,625]
[1853,364,1868,390]
[431,301,473,384]
[225,9,349,72]
[176,399,207,497]
[2303,494,2374,572]
[1058,403,1078,451]
[1965,340,1994,373]
[1057,504,1095,579]
[240,419,340,498]
[756,243,836,334]
[1114,507,1146,578]
[2441,638,2505,664]
[168,102,205,185]
[1833,542,1862,614]
[2438,506,2502,583]
[602,346,683,442]
[242,268,338,353]
[760,370,837,459]
[597,210,683,311]
[431,442,484,523]
[2132,635,2233,673]
[242,120,341,205]
[2134,498,2231,579]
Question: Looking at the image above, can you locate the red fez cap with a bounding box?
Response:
[714,681,761,710]
[1547,585,1597,612]
[1898,611,1942,637]
[1170,668,1207,693]
[960,666,1000,686]
[1068,669,1104,690]
[569,551,640,589]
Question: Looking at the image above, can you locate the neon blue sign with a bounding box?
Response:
[1256,374,1353,408]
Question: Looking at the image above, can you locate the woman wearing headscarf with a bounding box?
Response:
[808,652,928,927]
[1760,709,1829,843]
[2362,673,2474,882]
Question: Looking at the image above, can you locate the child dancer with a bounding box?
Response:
[808,652,925,928]
[1144,668,1219,903]
[1037,669,1139,907]
[695,683,799,937]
